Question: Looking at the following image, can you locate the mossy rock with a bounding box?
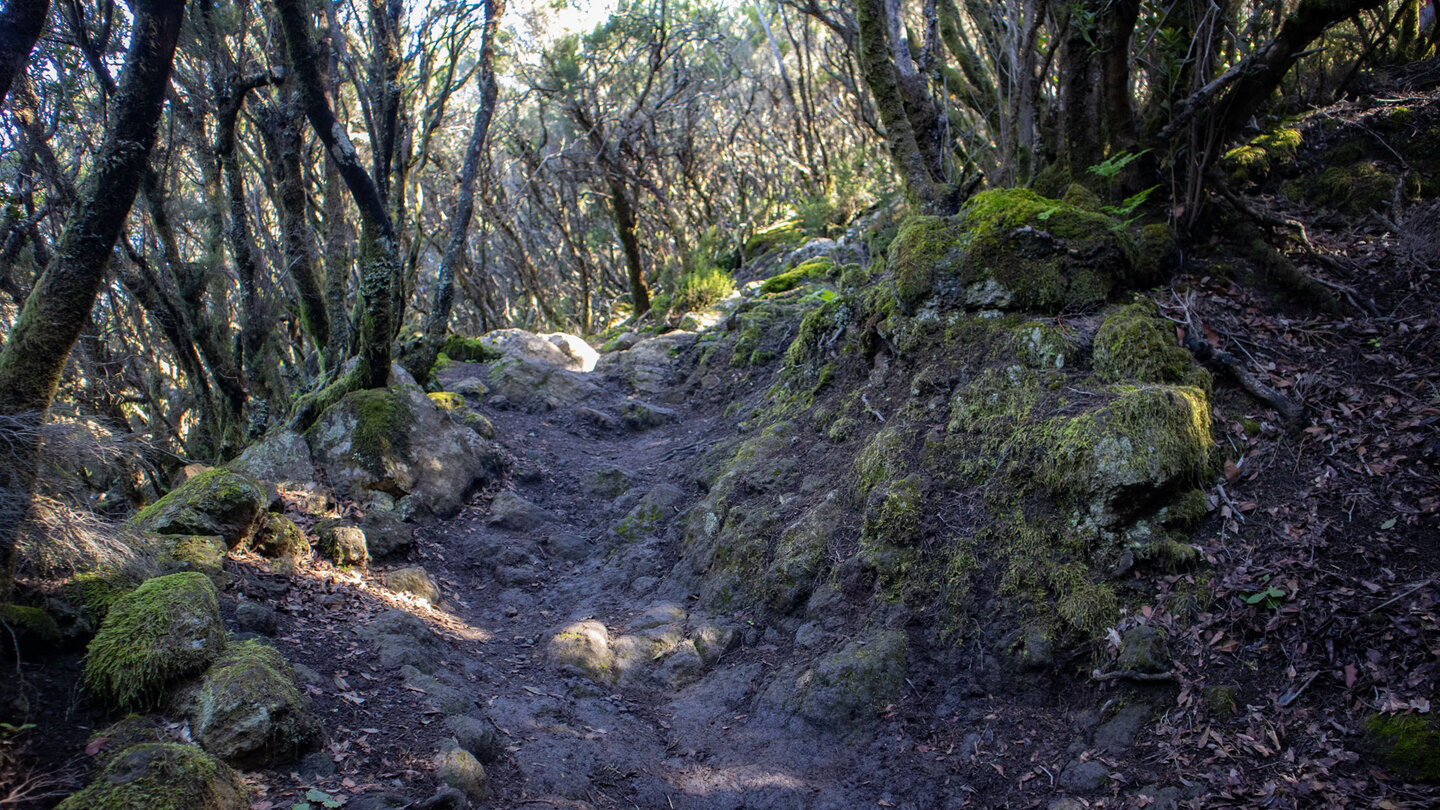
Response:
[316,524,368,568]
[1306,162,1398,215]
[130,470,266,549]
[759,258,832,295]
[790,631,907,731]
[890,188,1137,314]
[428,391,466,411]
[745,218,806,257]
[1363,713,1440,783]
[306,384,503,519]
[1039,384,1212,528]
[441,334,504,363]
[252,514,310,559]
[163,535,228,580]
[83,572,226,709]
[0,603,60,644]
[65,572,135,628]
[1220,128,1300,187]
[171,640,323,768]
[1092,299,1212,394]
[547,620,617,684]
[1115,625,1170,673]
[55,743,246,810]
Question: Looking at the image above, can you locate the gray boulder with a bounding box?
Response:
[130,469,267,549]
[227,430,314,485]
[306,384,503,519]
[171,639,323,768]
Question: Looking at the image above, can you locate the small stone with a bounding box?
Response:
[298,751,336,778]
[436,745,491,803]
[1116,625,1170,674]
[384,566,441,604]
[318,525,369,567]
[233,602,277,635]
[659,641,704,689]
[1059,759,1108,791]
[253,514,309,559]
[486,491,555,532]
[445,715,504,763]
[503,605,519,618]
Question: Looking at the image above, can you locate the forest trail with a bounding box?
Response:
[246,347,959,810]
[403,355,942,809]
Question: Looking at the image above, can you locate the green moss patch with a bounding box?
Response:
[890,189,1138,314]
[55,743,247,810]
[83,572,225,710]
[343,387,412,467]
[1364,713,1440,783]
[760,258,833,295]
[441,335,504,363]
[0,604,60,644]
[1092,299,1212,393]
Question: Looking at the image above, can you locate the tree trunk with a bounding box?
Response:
[0,0,48,107]
[261,96,331,362]
[854,0,953,213]
[276,0,399,403]
[0,0,184,594]
[609,176,651,319]
[402,0,503,382]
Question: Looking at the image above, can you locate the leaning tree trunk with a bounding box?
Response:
[0,0,185,595]
[0,0,49,107]
[402,0,504,382]
[276,0,401,425]
[854,0,954,214]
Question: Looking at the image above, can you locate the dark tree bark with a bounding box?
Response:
[216,71,282,410]
[276,0,400,422]
[401,0,503,382]
[0,0,185,593]
[260,96,330,361]
[0,0,49,107]
[854,0,955,213]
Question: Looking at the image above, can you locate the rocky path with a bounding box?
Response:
[415,359,922,810]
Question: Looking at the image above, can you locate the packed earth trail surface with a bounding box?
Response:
[253,349,981,810]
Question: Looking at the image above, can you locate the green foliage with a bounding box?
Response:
[669,265,736,316]
[1087,149,1148,180]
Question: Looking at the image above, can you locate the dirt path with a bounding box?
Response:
[414,360,937,809]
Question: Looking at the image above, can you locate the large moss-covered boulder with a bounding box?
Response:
[55,743,247,810]
[306,384,504,518]
[130,470,267,548]
[890,188,1138,314]
[1039,384,1212,529]
[788,631,908,731]
[84,572,226,709]
[171,640,323,768]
